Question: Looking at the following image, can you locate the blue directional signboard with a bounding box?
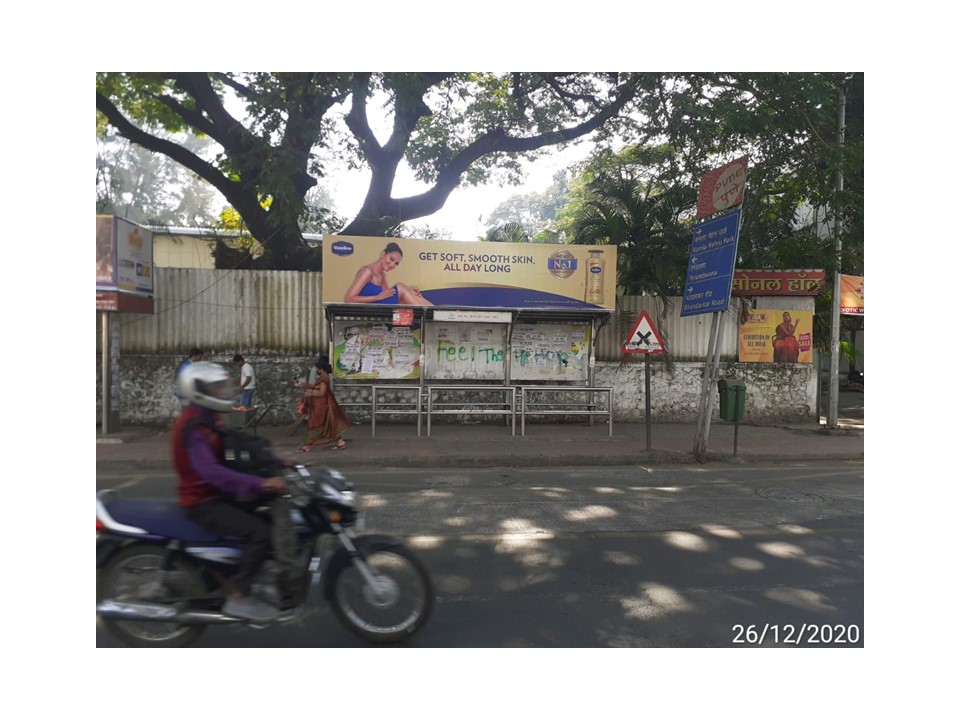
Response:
[680,208,742,317]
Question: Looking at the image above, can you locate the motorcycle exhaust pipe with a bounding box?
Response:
[97,599,243,625]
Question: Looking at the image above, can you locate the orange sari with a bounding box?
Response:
[302,370,352,448]
[773,321,800,363]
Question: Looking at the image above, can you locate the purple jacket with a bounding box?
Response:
[185,409,266,498]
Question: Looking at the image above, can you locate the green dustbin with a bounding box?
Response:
[717,378,746,422]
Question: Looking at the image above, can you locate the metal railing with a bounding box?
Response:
[518,386,613,436]
[371,385,424,437]
[425,385,517,436]
[338,383,613,439]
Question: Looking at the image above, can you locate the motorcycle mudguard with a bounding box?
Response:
[322,534,406,601]
[97,536,145,568]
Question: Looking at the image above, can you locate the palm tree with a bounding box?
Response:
[484,222,532,243]
[568,170,696,297]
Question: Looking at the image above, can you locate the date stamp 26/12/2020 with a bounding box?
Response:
[732,624,862,646]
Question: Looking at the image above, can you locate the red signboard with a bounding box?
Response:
[731,270,825,296]
[392,308,414,326]
[96,291,155,314]
[697,156,748,220]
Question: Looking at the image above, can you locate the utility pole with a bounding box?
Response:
[827,79,847,428]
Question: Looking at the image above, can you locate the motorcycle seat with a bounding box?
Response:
[102,498,233,543]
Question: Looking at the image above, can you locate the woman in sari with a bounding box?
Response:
[772,312,801,363]
[295,356,352,452]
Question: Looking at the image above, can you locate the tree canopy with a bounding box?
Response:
[96,72,644,269]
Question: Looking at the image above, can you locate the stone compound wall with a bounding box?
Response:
[595,361,816,424]
[98,354,817,428]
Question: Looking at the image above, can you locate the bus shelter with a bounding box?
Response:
[321,237,616,435]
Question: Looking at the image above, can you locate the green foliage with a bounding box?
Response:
[97,72,643,269]
[554,73,863,317]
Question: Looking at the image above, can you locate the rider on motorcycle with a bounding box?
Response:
[173,362,286,622]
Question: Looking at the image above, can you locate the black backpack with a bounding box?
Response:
[183,418,285,478]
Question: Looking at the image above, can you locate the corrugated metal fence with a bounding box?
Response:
[106,268,324,354]
[102,267,810,360]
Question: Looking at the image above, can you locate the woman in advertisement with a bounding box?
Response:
[772,311,801,363]
[343,242,433,306]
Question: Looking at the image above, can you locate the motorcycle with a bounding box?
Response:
[96,463,434,647]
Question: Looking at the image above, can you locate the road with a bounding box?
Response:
[96,461,864,647]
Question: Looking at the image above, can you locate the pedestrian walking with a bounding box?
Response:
[294,355,351,452]
[233,354,256,408]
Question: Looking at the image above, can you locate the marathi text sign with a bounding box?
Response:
[732,270,825,296]
[840,275,864,315]
[322,236,616,311]
[738,309,813,364]
[681,209,742,317]
[697,156,748,220]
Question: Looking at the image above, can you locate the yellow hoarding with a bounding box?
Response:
[738,309,814,364]
[322,236,616,311]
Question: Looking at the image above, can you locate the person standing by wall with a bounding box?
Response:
[233,354,256,408]
[175,348,203,408]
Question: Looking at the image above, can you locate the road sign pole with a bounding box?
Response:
[694,310,724,460]
[644,354,652,451]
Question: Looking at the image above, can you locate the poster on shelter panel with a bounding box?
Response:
[510,322,590,381]
[331,321,422,380]
[322,236,616,311]
[425,323,507,380]
[738,309,813,364]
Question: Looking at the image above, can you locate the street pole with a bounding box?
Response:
[101,311,110,436]
[644,354,652,451]
[694,310,724,461]
[828,81,847,428]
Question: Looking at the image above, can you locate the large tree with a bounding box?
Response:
[554,73,863,352]
[96,72,644,269]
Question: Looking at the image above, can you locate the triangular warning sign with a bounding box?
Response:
[622,311,666,354]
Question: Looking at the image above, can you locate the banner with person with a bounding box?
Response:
[738,309,814,364]
[840,275,864,315]
[321,236,617,311]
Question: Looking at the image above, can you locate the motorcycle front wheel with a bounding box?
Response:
[332,545,434,643]
[97,544,206,648]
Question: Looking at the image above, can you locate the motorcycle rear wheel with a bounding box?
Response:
[332,545,433,644]
[97,544,206,648]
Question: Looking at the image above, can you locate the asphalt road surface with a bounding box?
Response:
[96,462,864,647]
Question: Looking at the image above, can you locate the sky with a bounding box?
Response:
[330,139,594,241]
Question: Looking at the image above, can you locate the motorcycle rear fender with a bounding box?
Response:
[322,534,405,601]
[96,535,165,568]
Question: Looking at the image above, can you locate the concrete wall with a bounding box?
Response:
[97,354,816,428]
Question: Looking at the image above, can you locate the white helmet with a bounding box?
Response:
[179,361,235,412]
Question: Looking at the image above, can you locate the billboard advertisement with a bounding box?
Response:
[96,216,116,287]
[322,236,616,311]
[96,215,154,297]
[840,275,864,315]
[738,309,814,364]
